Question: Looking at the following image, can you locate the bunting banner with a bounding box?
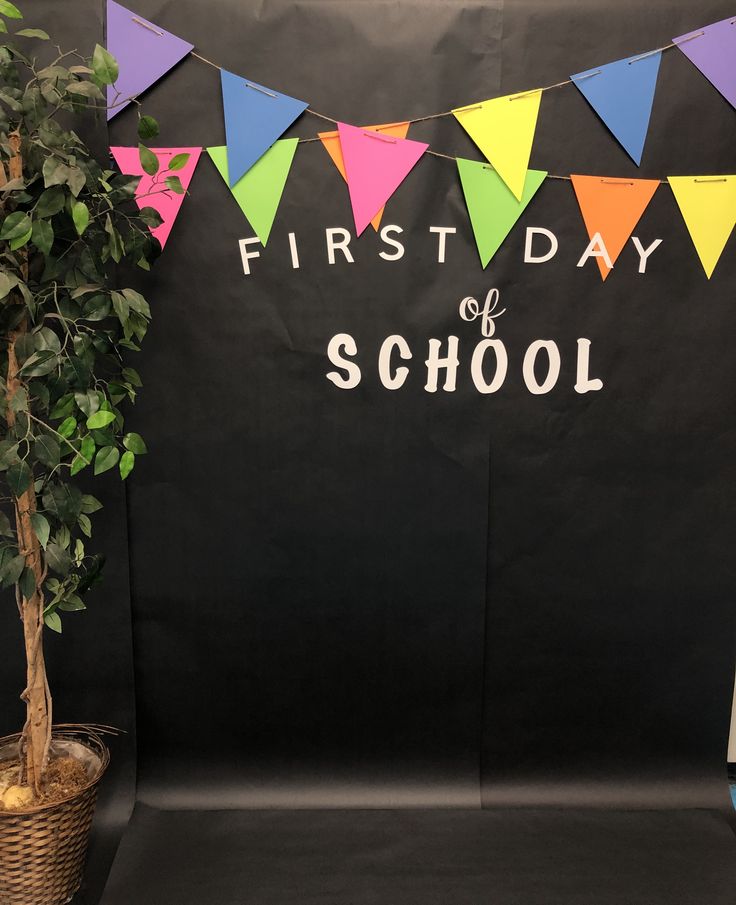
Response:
[570,175,660,281]
[456,160,547,268]
[337,123,428,236]
[452,90,542,200]
[207,140,299,245]
[667,175,736,278]
[104,4,736,280]
[106,0,194,120]
[571,52,662,165]
[319,123,411,232]
[110,146,202,248]
[673,17,736,110]
[220,69,307,186]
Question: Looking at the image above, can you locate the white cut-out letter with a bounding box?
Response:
[326,334,361,389]
[523,340,561,395]
[425,337,460,393]
[378,335,412,390]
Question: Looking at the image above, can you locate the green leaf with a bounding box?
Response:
[138,143,159,176]
[74,390,99,417]
[18,349,57,378]
[0,211,31,241]
[168,153,190,172]
[122,367,142,387]
[121,287,150,318]
[111,290,129,324]
[31,219,54,255]
[91,43,118,85]
[67,80,104,100]
[1,554,25,588]
[123,432,147,454]
[80,494,103,514]
[137,114,159,140]
[17,28,49,39]
[45,542,71,576]
[50,394,75,421]
[30,512,50,549]
[34,435,60,469]
[165,175,184,194]
[0,440,20,470]
[94,445,119,475]
[0,271,19,297]
[35,185,65,218]
[9,226,32,251]
[43,483,83,526]
[137,206,163,229]
[0,1,22,18]
[119,449,135,479]
[19,566,36,599]
[77,513,92,538]
[104,214,123,263]
[72,200,89,235]
[0,510,13,536]
[44,611,62,633]
[57,416,77,438]
[86,410,115,429]
[9,386,27,413]
[59,594,85,612]
[7,460,31,496]
[81,293,111,321]
[66,166,86,197]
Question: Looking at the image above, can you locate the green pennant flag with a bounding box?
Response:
[207,139,298,245]
[456,159,547,268]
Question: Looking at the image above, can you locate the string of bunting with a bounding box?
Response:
[106,1,736,280]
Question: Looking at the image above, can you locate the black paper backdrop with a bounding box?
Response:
[107,0,736,812]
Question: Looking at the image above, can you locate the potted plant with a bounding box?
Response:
[0,4,180,902]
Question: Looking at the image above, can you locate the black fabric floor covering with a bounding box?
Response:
[95,804,736,905]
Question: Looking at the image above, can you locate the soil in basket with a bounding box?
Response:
[0,756,88,811]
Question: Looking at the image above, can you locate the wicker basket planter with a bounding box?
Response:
[0,728,109,905]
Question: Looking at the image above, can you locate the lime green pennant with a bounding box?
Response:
[457,159,547,268]
[207,139,298,245]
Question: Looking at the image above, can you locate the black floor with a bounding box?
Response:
[95,804,736,905]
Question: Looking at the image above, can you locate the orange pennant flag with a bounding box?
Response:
[319,122,410,231]
[570,175,660,281]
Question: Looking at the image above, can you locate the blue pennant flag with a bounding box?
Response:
[221,69,308,186]
[571,51,662,165]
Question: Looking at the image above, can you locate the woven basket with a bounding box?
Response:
[0,727,109,905]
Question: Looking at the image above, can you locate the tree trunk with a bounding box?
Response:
[4,132,52,794]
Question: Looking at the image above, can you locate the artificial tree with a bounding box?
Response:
[0,0,183,799]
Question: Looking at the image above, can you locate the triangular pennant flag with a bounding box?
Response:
[110,146,202,248]
[221,70,307,187]
[571,52,661,165]
[452,90,542,201]
[337,123,428,236]
[207,140,298,245]
[570,175,660,281]
[319,122,411,231]
[106,1,194,120]
[456,160,546,268]
[667,175,736,278]
[673,18,736,110]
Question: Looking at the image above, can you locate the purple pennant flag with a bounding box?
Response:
[106,1,194,120]
[673,17,736,110]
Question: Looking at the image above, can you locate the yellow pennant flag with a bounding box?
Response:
[453,90,542,201]
[668,175,736,279]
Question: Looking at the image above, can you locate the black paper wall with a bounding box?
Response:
[106,0,736,813]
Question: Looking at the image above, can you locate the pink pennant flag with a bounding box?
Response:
[110,147,202,248]
[337,122,428,236]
